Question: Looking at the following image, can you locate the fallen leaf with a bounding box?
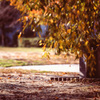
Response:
[55,97,59,99]
[8,77,10,79]
[39,87,43,90]
[19,74,22,77]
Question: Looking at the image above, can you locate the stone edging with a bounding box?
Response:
[50,77,100,83]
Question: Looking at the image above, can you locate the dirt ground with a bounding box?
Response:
[0,49,100,100]
[0,73,100,100]
[0,51,79,65]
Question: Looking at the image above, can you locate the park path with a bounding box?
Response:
[8,64,79,72]
[3,64,84,77]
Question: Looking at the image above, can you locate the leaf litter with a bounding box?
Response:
[0,72,100,100]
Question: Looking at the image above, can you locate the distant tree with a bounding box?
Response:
[0,0,20,46]
[8,0,100,77]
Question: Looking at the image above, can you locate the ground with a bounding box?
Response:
[0,47,78,67]
[0,72,100,100]
[0,47,100,100]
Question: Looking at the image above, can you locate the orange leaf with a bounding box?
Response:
[55,97,59,99]
[39,87,43,90]
[67,29,71,33]
[77,10,80,14]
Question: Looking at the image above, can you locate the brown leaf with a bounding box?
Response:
[19,74,22,77]
[55,97,59,99]
[39,87,43,90]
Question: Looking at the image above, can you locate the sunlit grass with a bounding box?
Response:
[0,68,79,75]
[0,59,46,67]
[0,59,28,67]
[0,47,44,52]
[0,68,52,74]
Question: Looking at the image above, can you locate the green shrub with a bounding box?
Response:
[18,37,44,47]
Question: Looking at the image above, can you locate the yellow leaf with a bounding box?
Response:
[77,10,80,14]
[50,44,53,48]
[50,19,53,23]
[43,44,46,51]
[54,41,57,48]
[67,29,71,33]
[42,52,50,59]
[74,5,77,9]
[85,41,88,46]
[59,45,63,49]
[39,40,43,46]
[61,8,64,12]
[18,32,22,38]
[94,6,97,10]
[49,36,53,41]
[55,15,58,18]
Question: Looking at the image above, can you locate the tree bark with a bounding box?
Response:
[1,24,5,46]
[80,47,100,78]
[96,46,100,78]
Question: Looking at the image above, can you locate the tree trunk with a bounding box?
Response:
[80,47,100,78]
[79,56,87,78]
[95,46,100,78]
[1,24,5,46]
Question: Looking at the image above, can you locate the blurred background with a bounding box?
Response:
[0,0,79,68]
[0,0,49,47]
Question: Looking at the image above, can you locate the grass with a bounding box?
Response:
[0,47,79,67]
[0,68,53,74]
[0,59,46,67]
[0,59,27,67]
[0,68,79,75]
[0,47,44,52]
[0,47,47,67]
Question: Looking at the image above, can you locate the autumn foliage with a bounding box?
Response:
[7,0,100,77]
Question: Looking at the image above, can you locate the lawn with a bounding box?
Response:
[0,47,43,52]
[0,47,79,67]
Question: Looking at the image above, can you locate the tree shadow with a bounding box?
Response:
[0,82,100,100]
